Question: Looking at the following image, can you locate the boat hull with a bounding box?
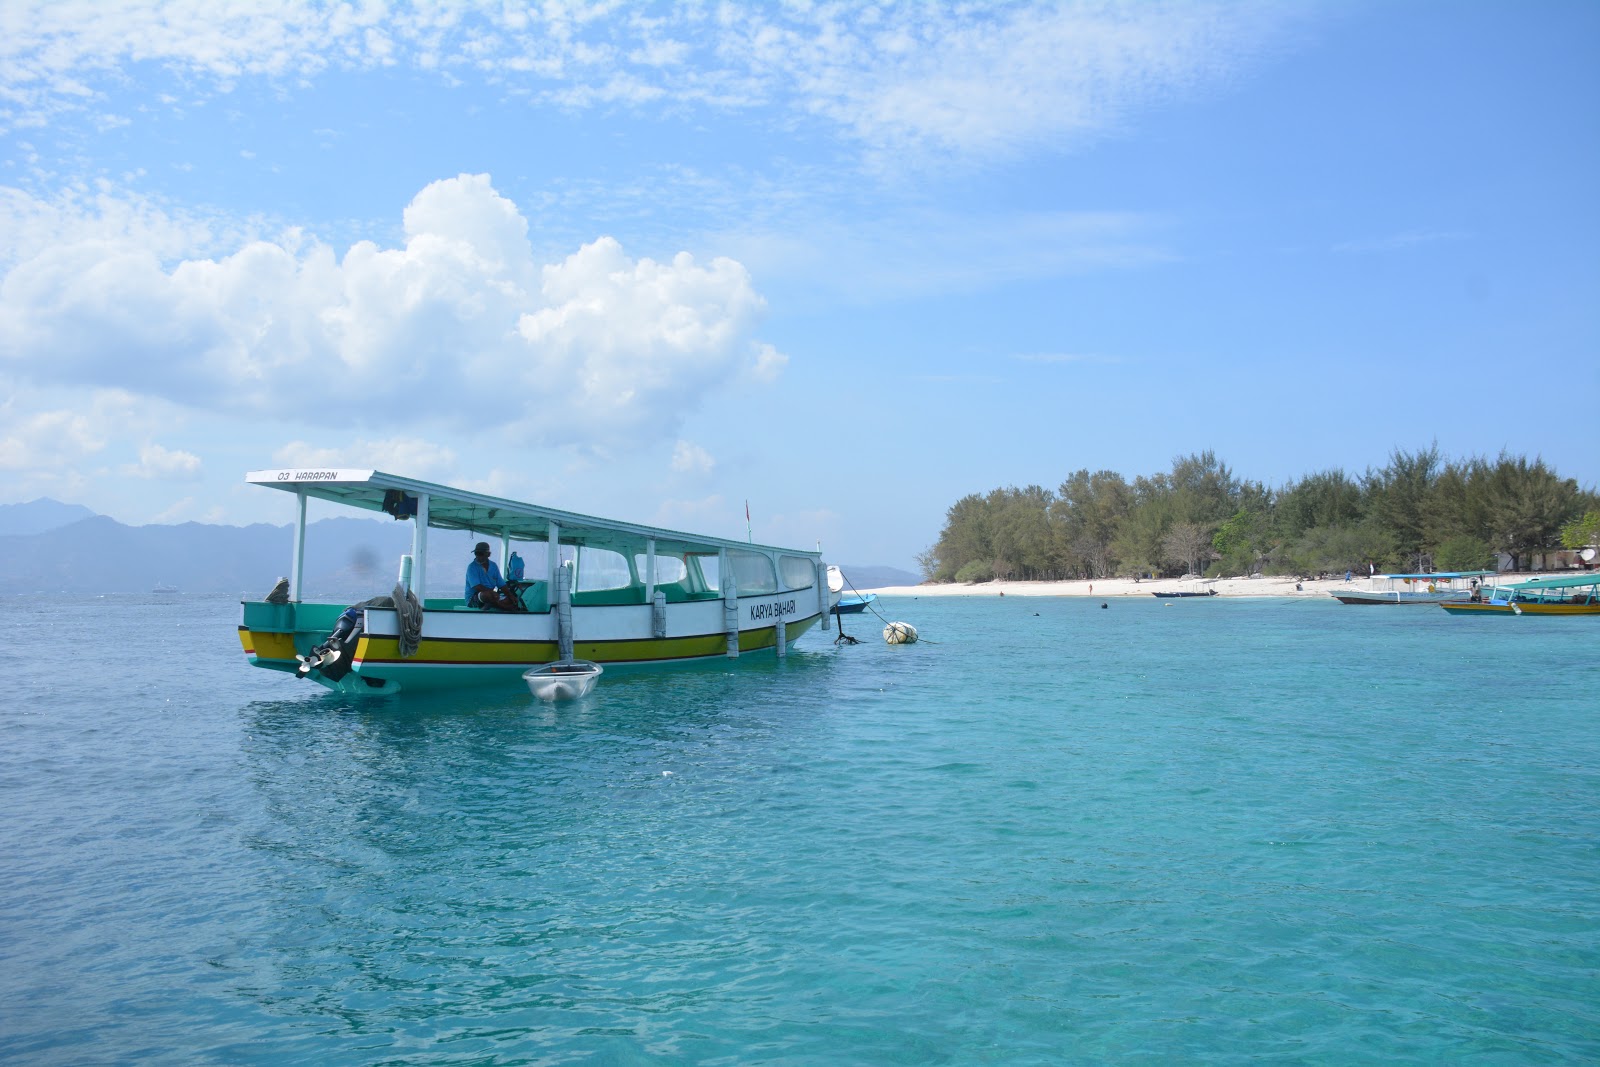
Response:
[1331,590,1471,605]
[1439,601,1600,616]
[240,596,825,694]
[832,593,877,614]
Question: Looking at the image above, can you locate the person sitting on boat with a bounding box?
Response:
[465,542,520,610]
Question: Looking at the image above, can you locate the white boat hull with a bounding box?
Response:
[1330,589,1472,605]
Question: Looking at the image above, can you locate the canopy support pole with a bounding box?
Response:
[411,494,430,604]
[290,489,307,603]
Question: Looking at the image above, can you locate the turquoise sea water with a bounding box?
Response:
[2,593,1597,1064]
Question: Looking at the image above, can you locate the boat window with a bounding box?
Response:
[576,547,635,591]
[636,553,688,586]
[690,553,719,592]
[779,555,816,590]
[729,549,778,594]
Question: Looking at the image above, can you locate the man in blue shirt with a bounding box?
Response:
[465,542,518,609]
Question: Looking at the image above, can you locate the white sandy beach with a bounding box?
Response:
[859,573,1541,599]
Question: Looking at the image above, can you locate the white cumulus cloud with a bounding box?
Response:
[0,174,784,450]
[0,407,106,471]
[272,436,461,481]
[671,440,715,474]
[124,442,201,480]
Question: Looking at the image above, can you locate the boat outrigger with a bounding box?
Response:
[1438,572,1600,617]
[239,469,837,695]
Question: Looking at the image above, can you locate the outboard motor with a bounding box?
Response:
[297,606,365,682]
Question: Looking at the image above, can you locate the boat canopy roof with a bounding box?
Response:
[1380,571,1497,579]
[1504,573,1600,592]
[247,468,818,560]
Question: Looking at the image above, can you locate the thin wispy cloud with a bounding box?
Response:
[713,208,1175,306]
[2,2,1299,166]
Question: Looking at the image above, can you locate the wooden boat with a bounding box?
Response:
[238,468,837,695]
[1331,571,1495,605]
[1152,589,1218,598]
[1439,573,1600,616]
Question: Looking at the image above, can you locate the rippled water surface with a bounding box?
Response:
[2,593,1597,1064]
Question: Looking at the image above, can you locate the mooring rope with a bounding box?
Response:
[836,572,934,644]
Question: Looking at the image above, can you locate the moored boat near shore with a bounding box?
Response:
[832,592,878,613]
[1330,571,1495,606]
[1439,573,1600,616]
[825,565,878,613]
[238,469,836,695]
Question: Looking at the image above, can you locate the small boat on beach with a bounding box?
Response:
[1152,589,1218,598]
[238,468,838,695]
[1331,571,1495,606]
[1439,573,1600,616]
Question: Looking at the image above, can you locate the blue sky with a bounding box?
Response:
[2,1,1596,570]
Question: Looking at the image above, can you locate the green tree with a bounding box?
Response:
[1112,485,1175,577]
[1274,469,1364,542]
[1560,509,1600,550]
[931,493,993,581]
[1212,508,1270,575]
[1168,450,1240,525]
[1051,469,1131,578]
[1478,454,1583,570]
[1434,534,1494,572]
[988,485,1056,580]
[1289,522,1394,575]
[954,559,993,583]
[1365,444,1441,568]
[1423,456,1489,549]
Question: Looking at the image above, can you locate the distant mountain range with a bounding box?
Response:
[0,498,98,536]
[833,564,921,589]
[0,498,923,597]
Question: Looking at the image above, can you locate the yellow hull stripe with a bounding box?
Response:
[241,614,821,675]
[239,627,297,662]
[351,615,820,666]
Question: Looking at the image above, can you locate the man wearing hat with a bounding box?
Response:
[465,542,518,610]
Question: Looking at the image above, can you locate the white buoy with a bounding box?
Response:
[883,621,918,645]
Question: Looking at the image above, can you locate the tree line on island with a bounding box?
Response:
[918,447,1600,583]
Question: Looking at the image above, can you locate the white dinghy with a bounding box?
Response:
[523,661,604,700]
